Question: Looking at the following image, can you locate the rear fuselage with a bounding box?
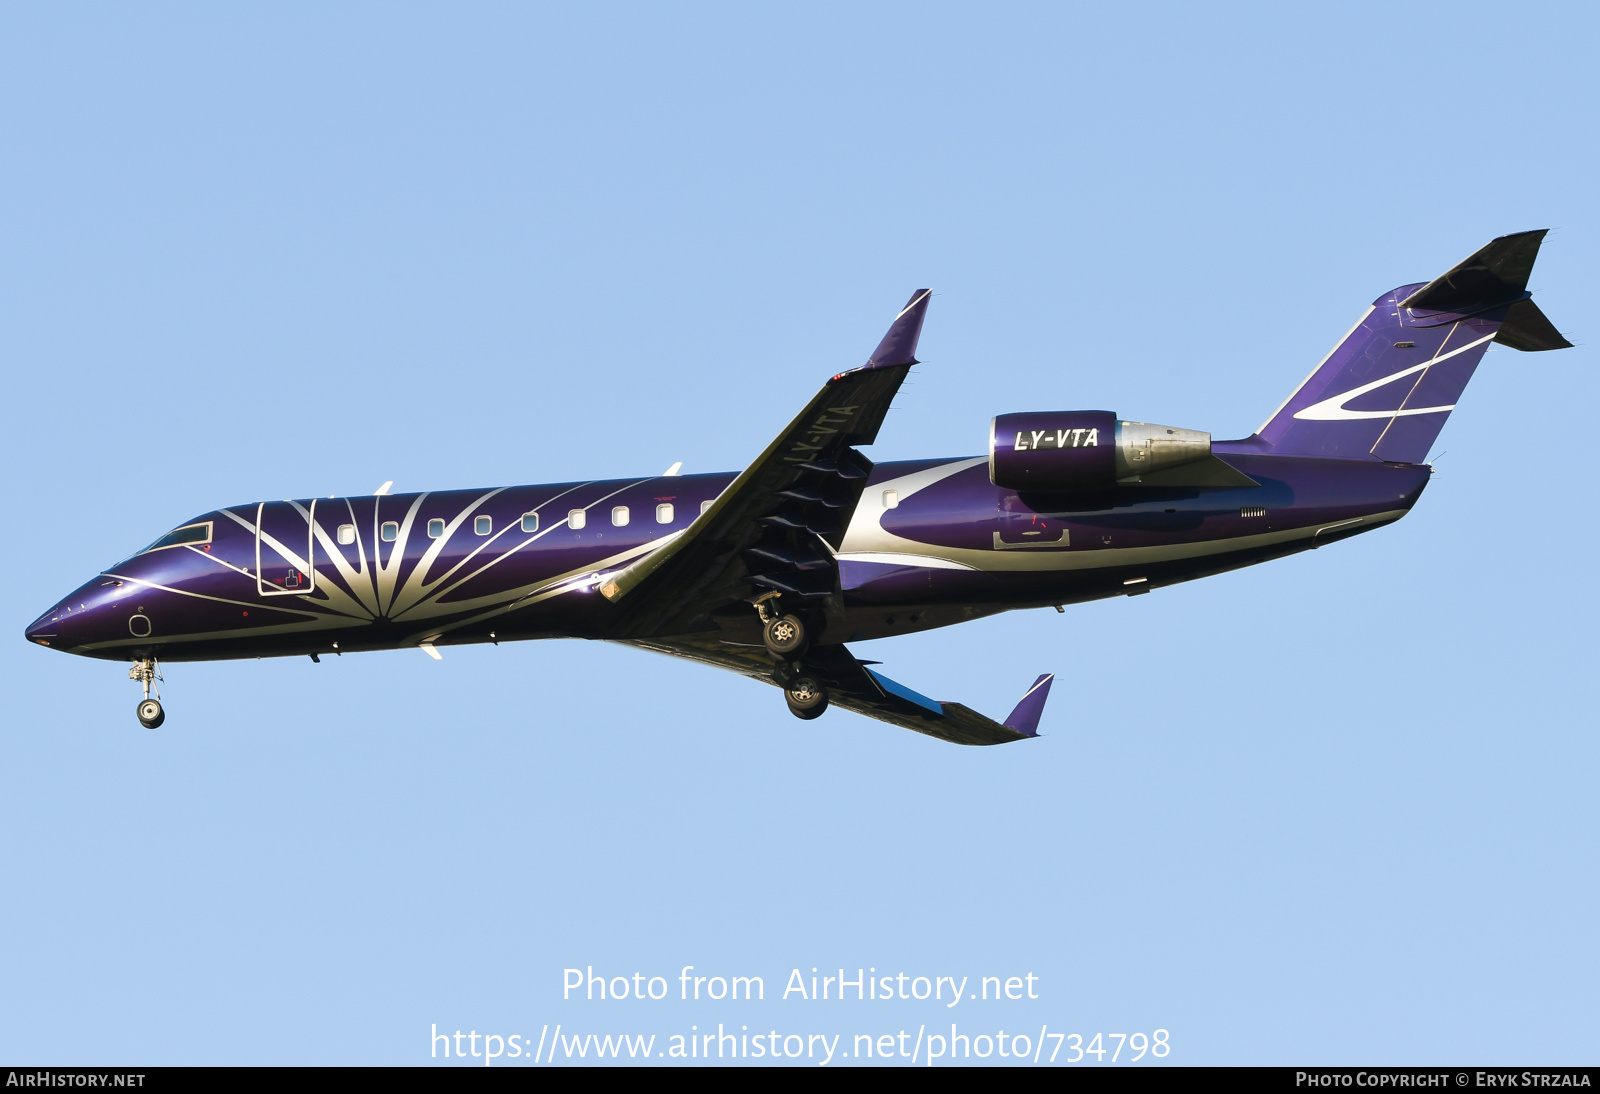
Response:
[26,443,1430,663]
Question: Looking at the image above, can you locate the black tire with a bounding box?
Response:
[136,698,165,729]
[763,614,809,660]
[785,676,828,720]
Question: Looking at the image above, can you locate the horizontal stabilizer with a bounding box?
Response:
[1494,298,1573,352]
[1400,229,1548,313]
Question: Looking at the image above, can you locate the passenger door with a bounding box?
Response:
[255,500,317,596]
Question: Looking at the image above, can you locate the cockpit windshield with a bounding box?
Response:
[140,522,212,554]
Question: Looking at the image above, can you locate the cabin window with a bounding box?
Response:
[883,490,899,509]
[427,518,445,538]
[475,515,492,535]
[521,512,539,533]
[141,522,212,554]
[380,521,399,542]
[700,499,713,515]
[612,506,630,527]
[336,524,356,546]
[656,503,674,524]
[569,509,587,530]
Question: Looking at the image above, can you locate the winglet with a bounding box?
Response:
[1002,673,1054,737]
[862,289,931,370]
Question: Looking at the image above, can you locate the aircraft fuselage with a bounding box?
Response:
[26,443,1429,664]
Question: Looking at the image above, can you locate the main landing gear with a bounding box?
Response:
[784,675,829,720]
[130,658,164,728]
[757,595,828,720]
[763,613,809,660]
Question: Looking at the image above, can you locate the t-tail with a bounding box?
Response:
[1253,230,1571,462]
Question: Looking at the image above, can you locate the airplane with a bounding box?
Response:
[25,231,1570,744]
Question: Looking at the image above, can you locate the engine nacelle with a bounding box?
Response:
[989,411,1212,491]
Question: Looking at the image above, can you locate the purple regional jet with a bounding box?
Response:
[26,232,1570,743]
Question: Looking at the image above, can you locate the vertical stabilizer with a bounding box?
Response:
[1254,231,1567,462]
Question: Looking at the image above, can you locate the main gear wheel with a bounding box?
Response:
[784,676,829,720]
[763,614,809,660]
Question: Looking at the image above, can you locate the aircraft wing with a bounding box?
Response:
[624,635,1054,746]
[598,289,931,640]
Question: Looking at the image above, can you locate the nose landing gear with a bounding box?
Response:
[130,659,164,728]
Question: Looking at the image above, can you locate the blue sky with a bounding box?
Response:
[2,3,1595,1066]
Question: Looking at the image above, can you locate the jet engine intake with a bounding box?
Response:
[989,411,1212,490]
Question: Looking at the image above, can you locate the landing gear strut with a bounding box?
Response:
[130,658,164,729]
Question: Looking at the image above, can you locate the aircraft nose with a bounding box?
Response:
[25,607,62,649]
[26,577,127,653]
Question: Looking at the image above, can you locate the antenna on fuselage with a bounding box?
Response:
[373,481,394,495]
[663,462,683,476]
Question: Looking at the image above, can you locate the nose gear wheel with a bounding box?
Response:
[129,658,165,728]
